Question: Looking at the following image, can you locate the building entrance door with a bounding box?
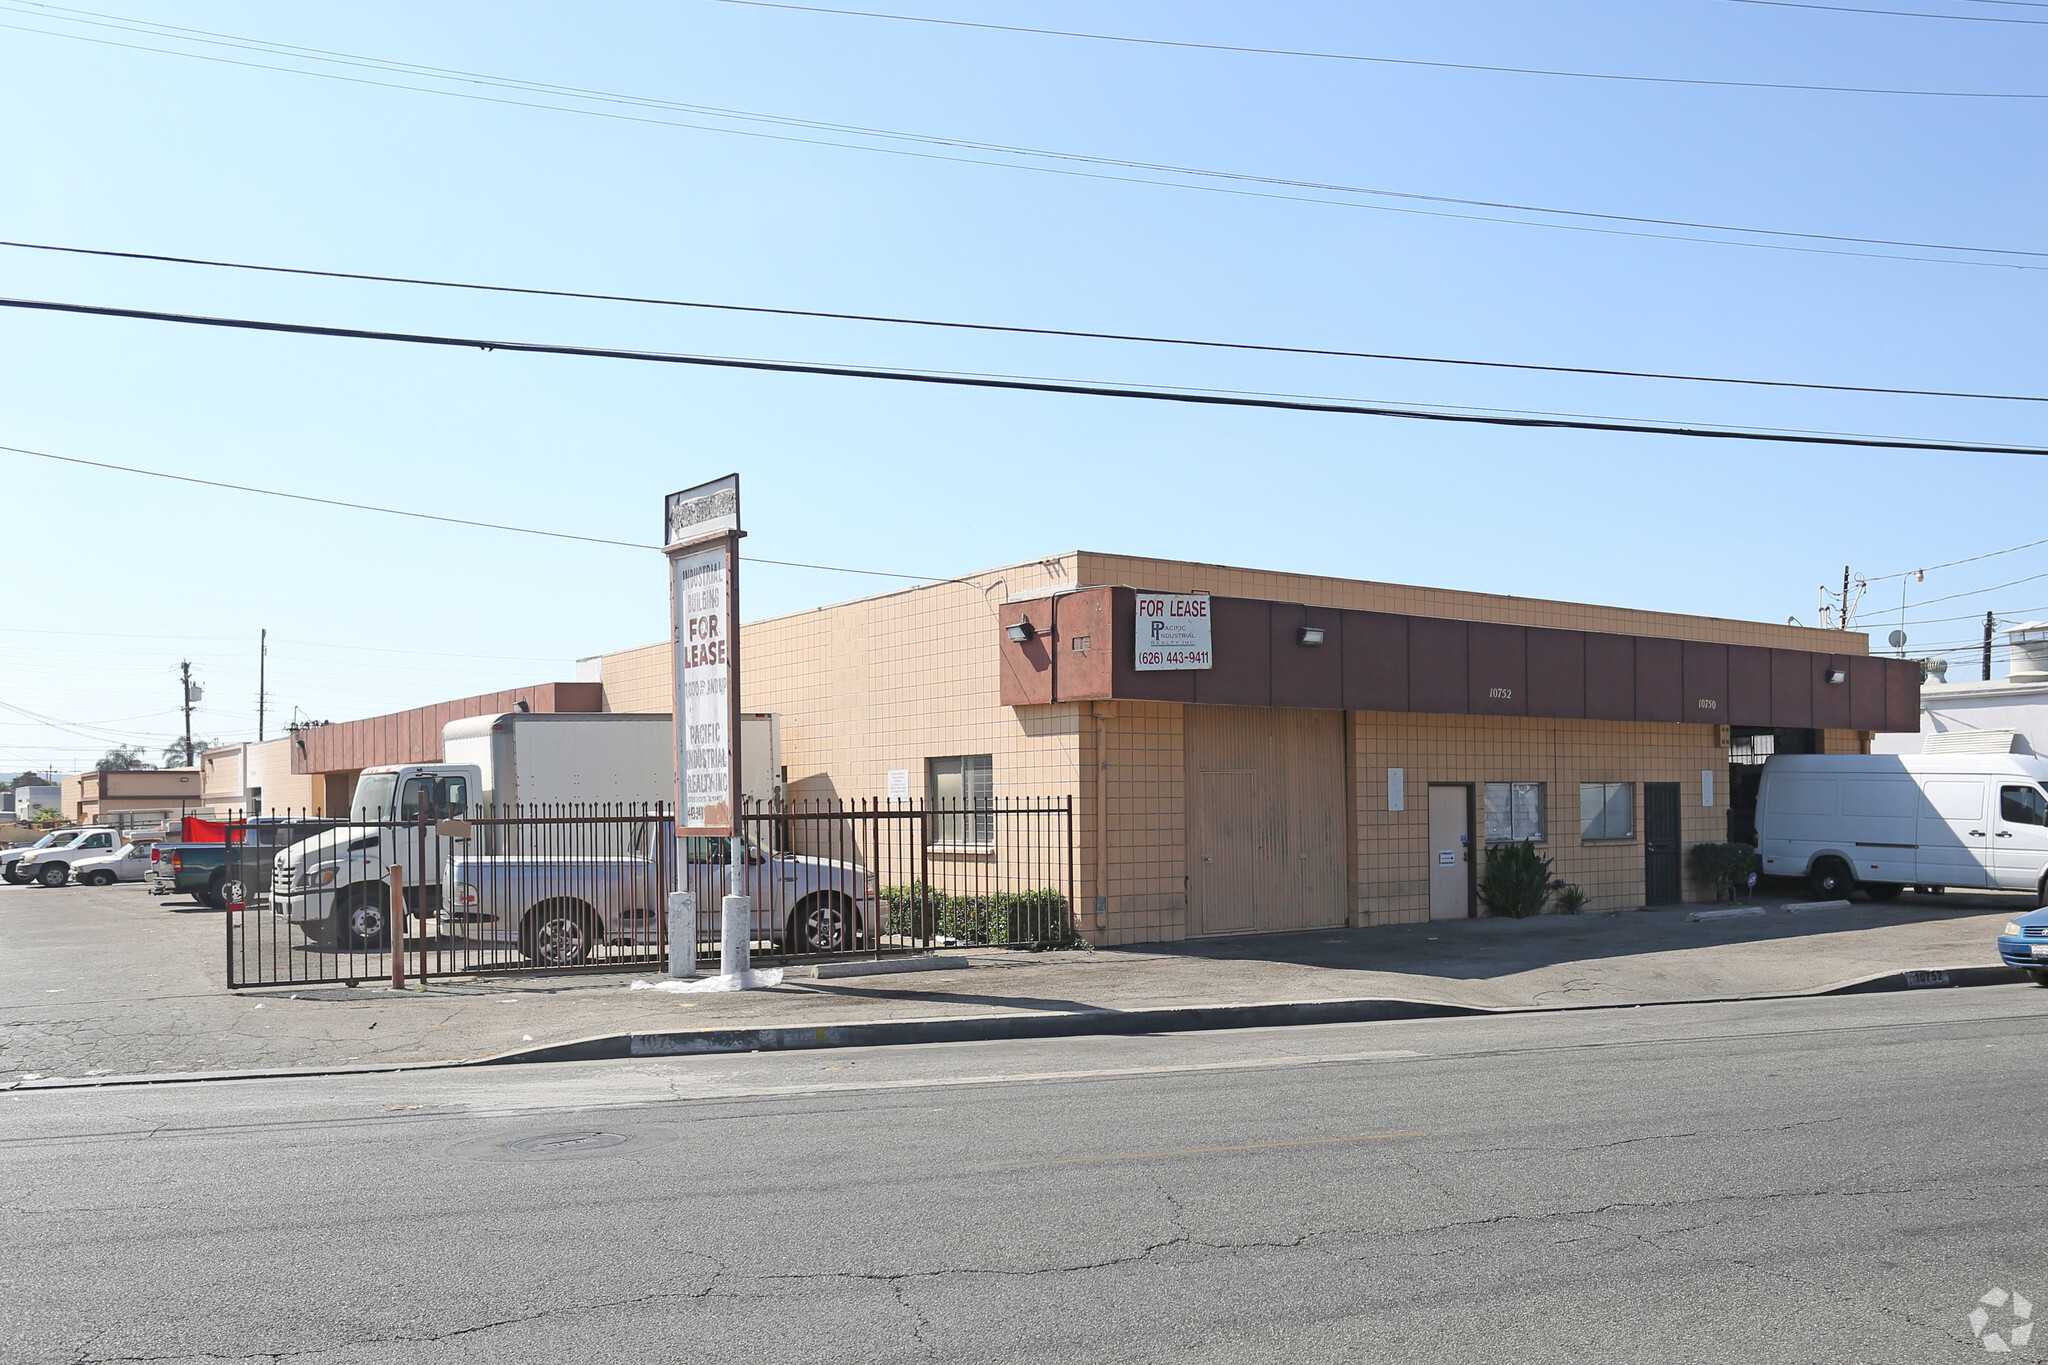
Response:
[1184,705,1345,935]
[1644,782,1682,905]
[1427,785,1471,920]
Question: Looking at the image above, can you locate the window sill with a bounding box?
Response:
[926,842,996,855]
[1581,836,1638,844]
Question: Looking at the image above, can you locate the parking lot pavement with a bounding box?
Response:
[0,877,2024,1082]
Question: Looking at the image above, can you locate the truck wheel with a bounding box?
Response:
[1862,883,1903,902]
[1807,859,1853,900]
[198,873,226,910]
[2033,971,2048,988]
[81,870,116,887]
[522,901,595,967]
[788,894,859,954]
[2,866,26,885]
[338,889,390,950]
[299,916,339,949]
[37,863,68,888]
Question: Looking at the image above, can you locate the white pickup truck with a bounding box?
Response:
[4,828,122,886]
[268,711,865,961]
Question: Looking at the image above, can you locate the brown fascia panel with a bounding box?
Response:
[1467,622,1528,717]
[1016,587,1915,731]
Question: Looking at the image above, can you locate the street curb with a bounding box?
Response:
[7,963,2031,1090]
[471,962,2035,1068]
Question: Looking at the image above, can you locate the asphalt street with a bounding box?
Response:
[6,988,2047,1363]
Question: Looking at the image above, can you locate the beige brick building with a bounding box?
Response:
[588,551,1915,947]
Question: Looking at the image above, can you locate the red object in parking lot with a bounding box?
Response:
[180,817,226,844]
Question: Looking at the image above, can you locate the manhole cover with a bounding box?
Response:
[505,1131,631,1155]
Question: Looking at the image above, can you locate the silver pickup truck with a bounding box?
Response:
[441,835,874,967]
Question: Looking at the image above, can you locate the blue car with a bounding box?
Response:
[1997,909,2048,984]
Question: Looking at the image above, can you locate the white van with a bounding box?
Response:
[1757,753,2048,902]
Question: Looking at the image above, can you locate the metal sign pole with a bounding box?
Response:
[663,474,762,989]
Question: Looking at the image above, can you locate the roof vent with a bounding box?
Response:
[2008,621,2048,683]
[1916,657,1948,685]
[1924,729,2023,754]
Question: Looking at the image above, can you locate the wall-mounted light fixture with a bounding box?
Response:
[1006,619,1037,644]
[1297,625,1326,646]
[513,699,531,712]
[1824,668,1847,684]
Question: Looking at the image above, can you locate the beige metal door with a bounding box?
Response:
[1191,770,1257,935]
[1427,785,1470,920]
[1185,705,1346,935]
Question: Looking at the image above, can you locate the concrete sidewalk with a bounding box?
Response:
[0,879,2032,1082]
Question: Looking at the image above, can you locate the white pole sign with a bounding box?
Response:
[1133,591,1213,671]
[665,475,742,837]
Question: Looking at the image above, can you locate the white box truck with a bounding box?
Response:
[268,710,866,961]
[1757,753,2048,902]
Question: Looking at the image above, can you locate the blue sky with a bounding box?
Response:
[1,0,2041,775]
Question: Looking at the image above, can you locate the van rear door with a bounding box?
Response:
[1917,777,1993,889]
[1991,782,2048,893]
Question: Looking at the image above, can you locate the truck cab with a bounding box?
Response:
[270,763,478,948]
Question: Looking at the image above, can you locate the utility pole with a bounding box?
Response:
[1841,566,1852,629]
[257,630,267,743]
[179,663,194,769]
[1984,612,1997,682]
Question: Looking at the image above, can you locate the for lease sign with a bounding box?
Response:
[672,543,734,831]
[1134,592,1213,670]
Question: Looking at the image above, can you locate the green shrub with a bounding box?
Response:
[1687,843,1759,902]
[1479,840,1553,918]
[1550,881,1588,914]
[879,883,1076,947]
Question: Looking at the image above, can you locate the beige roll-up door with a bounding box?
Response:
[1184,705,1346,935]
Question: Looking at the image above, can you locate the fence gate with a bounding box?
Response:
[224,797,1073,988]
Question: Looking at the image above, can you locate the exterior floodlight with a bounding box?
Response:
[1006,620,1036,644]
[1298,626,1326,646]
[513,699,531,713]
[1824,668,1847,684]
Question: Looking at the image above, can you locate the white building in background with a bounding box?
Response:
[1873,621,2048,757]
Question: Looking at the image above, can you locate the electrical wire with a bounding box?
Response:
[8,296,2048,455]
[7,7,2047,273]
[11,239,2045,404]
[1867,535,2048,582]
[1727,0,2048,21]
[705,0,2048,98]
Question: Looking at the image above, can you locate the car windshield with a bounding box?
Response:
[26,832,60,850]
[352,773,399,821]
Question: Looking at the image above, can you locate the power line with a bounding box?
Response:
[10,295,2048,455]
[1894,569,2048,608]
[707,0,2048,98]
[1867,535,2048,583]
[0,442,971,581]
[11,239,2046,404]
[6,8,2047,273]
[1727,0,2048,21]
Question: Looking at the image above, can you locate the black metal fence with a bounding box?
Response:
[223,797,1073,988]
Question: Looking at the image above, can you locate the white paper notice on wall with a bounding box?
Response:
[1387,767,1405,812]
[887,769,910,801]
[1702,768,1715,808]
[1133,591,1213,670]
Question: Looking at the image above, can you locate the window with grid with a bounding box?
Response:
[928,754,994,848]
[1484,782,1545,844]
[1580,782,1636,840]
